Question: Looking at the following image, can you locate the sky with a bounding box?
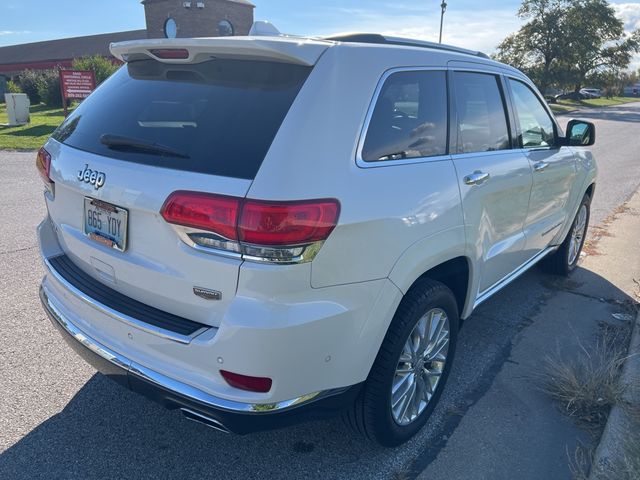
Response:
[1,0,639,69]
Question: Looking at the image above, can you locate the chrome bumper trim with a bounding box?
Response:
[43,255,209,345]
[40,284,346,414]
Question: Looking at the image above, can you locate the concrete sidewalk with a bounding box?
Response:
[415,191,640,480]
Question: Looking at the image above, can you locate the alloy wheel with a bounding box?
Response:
[568,204,588,266]
[391,308,450,426]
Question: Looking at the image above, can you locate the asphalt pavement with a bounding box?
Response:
[0,101,639,480]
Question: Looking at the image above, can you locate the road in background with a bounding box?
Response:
[0,102,638,479]
[562,101,640,226]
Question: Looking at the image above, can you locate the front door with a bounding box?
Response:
[506,78,578,257]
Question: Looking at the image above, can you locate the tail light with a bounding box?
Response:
[220,370,272,393]
[161,192,239,241]
[36,147,54,194]
[160,192,340,264]
[239,200,340,246]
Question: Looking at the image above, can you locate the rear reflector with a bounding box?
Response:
[149,48,190,59]
[161,191,240,240]
[36,147,53,192]
[239,199,340,246]
[220,370,272,393]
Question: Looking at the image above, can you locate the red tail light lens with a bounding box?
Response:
[160,191,240,240]
[149,48,190,59]
[220,370,272,393]
[239,199,340,246]
[36,147,53,189]
[160,192,340,262]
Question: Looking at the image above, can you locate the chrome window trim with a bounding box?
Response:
[41,283,347,415]
[450,149,523,161]
[43,255,210,345]
[355,66,450,169]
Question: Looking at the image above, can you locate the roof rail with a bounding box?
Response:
[324,33,490,59]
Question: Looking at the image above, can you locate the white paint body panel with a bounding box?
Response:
[38,36,597,405]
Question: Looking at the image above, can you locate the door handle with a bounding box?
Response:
[464,171,490,186]
[533,161,550,172]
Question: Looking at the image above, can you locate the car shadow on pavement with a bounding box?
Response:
[0,266,636,480]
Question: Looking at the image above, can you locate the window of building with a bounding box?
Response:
[452,72,510,154]
[218,20,234,37]
[164,18,178,38]
[361,70,448,162]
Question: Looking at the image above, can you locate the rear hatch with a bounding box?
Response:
[43,38,328,328]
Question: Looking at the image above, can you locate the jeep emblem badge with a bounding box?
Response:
[77,164,106,190]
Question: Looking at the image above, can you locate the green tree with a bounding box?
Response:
[72,55,119,85]
[495,0,640,92]
[494,0,571,92]
[562,0,640,91]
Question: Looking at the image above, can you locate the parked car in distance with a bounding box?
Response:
[579,88,602,99]
[36,27,597,447]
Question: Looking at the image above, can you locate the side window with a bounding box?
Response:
[361,70,447,162]
[452,72,510,154]
[508,79,556,148]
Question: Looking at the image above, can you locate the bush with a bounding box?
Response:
[6,80,22,94]
[36,69,63,108]
[72,55,119,85]
[17,69,42,104]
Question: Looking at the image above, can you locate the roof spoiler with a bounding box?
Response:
[110,36,330,67]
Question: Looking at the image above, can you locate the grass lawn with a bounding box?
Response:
[550,96,640,114]
[0,103,73,151]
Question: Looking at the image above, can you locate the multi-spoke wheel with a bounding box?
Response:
[391,308,450,426]
[344,279,458,447]
[568,204,588,266]
[542,193,591,276]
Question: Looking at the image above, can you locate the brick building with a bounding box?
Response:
[143,0,254,39]
[0,0,255,85]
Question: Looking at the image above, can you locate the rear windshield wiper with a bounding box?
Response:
[100,134,190,159]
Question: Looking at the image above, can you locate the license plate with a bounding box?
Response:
[83,197,128,252]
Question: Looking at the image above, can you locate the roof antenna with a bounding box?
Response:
[249,21,282,37]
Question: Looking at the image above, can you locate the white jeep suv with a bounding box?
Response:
[37,32,597,446]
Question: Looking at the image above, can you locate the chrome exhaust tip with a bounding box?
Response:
[180,408,230,433]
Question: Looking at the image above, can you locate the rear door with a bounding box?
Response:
[45,57,312,327]
[505,78,578,256]
[450,70,533,294]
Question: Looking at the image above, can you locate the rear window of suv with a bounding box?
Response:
[52,58,312,180]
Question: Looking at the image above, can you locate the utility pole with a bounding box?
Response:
[439,1,448,44]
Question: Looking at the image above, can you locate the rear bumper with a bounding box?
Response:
[40,285,361,434]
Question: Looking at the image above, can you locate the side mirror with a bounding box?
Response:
[563,119,596,146]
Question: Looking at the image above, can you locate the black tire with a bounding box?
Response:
[344,278,459,447]
[541,194,591,276]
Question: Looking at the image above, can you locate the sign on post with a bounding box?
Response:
[59,70,96,117]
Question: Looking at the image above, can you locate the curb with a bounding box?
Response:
[589,308,640,479]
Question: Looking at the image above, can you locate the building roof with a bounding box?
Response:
[141,0,255,6]
[0,30,148,75]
